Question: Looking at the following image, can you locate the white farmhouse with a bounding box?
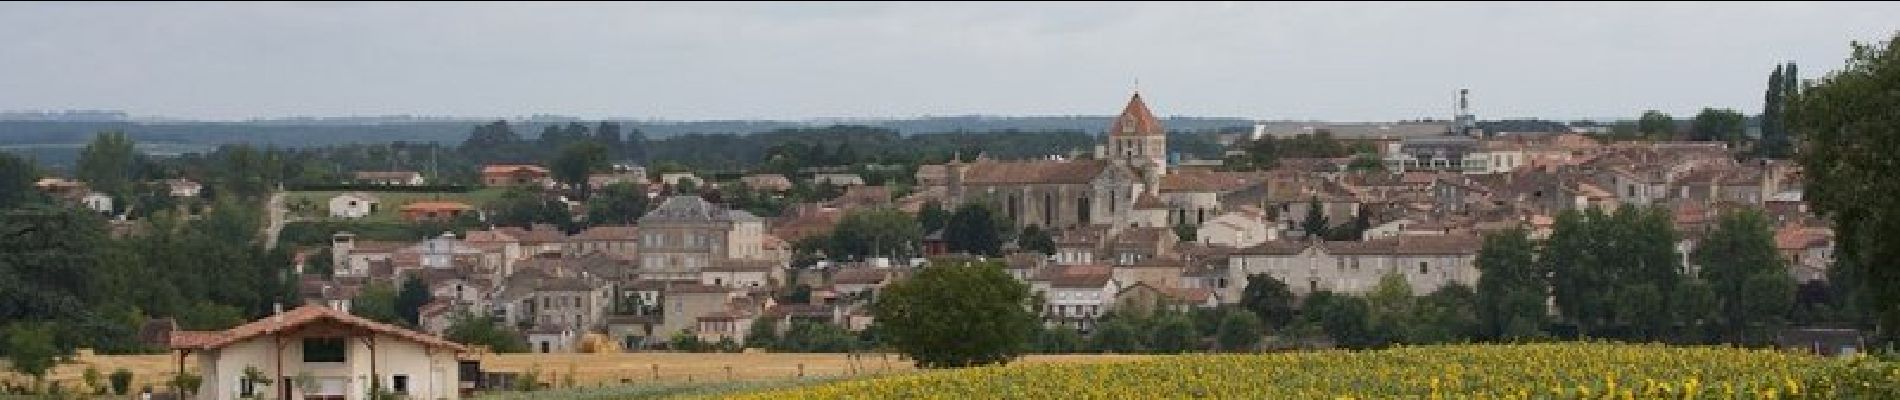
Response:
[168,305,466,400]
[329,192,380,219]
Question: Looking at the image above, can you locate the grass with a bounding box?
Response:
[283,188,507,222]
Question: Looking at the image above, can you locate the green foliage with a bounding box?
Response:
[1224,131,1356,171]
[1791,32,1900,342]
[1690,108,1748,145]
[875,259,1037,368]
[774,320,857,353]
[1017,225,1056,255]
[77,131,140,200]
[918,201,950,234]
[0,153,42,210]
[170,372,203,397]
[1300,197,1328,238]
[1299,291,1373,348]
[1034,325,1084,353]
[825,207,922,261]
[1171,223,1197,243]
[486,188,572,230]
[584,182,649,226]
[943,201,1010,257]
[395,276,430,327]
[1694,210,1795,343]
[445,311,529,353]
[4,322,58,380]
[1145,311,1198,353]
[1637,110,1676,140]
[669,330,704,352]
[551,140,610,199]
[1215,308,1264,351]
[82,367,102,395]
[108,369,133,395]
[1544,206,1683,339]
[1758,62,1802,159]
[1090,314,1143,353]
[1239,274,1296,329]
[351,282,402,325]
[745,317,778,349]
[1475,228,1547,340]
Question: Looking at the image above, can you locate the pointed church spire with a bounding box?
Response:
[1108,91,1164,137]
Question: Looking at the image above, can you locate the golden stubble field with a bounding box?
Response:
[3,351,1150,391]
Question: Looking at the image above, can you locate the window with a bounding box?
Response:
[1418,262,1429,275]
[303,338,347,363]
[240,377,258,397]
[392,375,409,394]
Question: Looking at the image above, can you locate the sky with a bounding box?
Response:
[1,2,1896,122]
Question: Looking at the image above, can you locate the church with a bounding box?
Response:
[924,92,1257,232]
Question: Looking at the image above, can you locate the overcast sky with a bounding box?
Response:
[2,2,1896,122]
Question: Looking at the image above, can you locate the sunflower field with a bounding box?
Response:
[718,343,1900,399]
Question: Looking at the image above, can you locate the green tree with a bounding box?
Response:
[745,317,778,349]
[1791,32,1900,341]
[351,282,401,325]
[874,258,1037,368]
[551,141,609,199]
[3,322,60,384]
[1172,223,1197,243]
[918,200,950,234]
[1691,108,1748,146]
[1145,311,1198,353]
[1474,228,1547,340]
[443,312,527,353]
[1364,273,1415,345]
[944,201,1010,256]
[487,188,570,229]
[395,276,430,327]
[1300,197,1328,238]
[826,207,923,260]
[0,153,42,210]
[1018,224,1056,255]
[1239,274,1296,329]
[108,368,133,395]
[1694,210,1796,343]
[77,131,139,199]
[1412,284,1480,343]
[1760,64,1790,158]
[1300,291,1373,348]
[1637,110,1676,140]
[1035,325,1084,353]
[1214,308,1264,352]
[1089,315,1143,353]
[584,182,649,226]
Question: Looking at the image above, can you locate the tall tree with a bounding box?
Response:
[350,282,401,325]
[1300,197,1328,238]
[1792,34,1900,341]
[1694,210,1795,343]
[1214,308,1264,351]
[1474,228,1547,340]
[1145,311,1198,353]
[1759,64,1789,158]
[874,258,1037,368]
[1690,108,1748,146]
[1637,110,1676,140]
[584,182,649,226]
[395,276,430,327]
[550,141,609,199]
[1239,274,1296,329]
[77,131,139,199]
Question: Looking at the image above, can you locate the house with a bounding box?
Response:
[399,201,474,222]
[1196,207,1275,248]
[167,304,466,400]
[563,225,639,259]
[810,173,865,187]
[695,311,755,345]
[636,196,772,282]
[740,174,794,192]
[81,192,113,214]
[1226,235,1482,300]
[1776,227,1834,283]
[659,284,737,340]
[165,179,204,198]
[354,171,426,186]
[659,172,699,187]
[1033,264,1118,332]
[587,172,644,190]
[329,192,380,219]
[481,165,551,188]
[525,325,577,354]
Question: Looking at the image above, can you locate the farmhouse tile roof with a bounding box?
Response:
[170,305,465,352]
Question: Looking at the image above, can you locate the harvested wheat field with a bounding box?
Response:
[5,351,1148,392]
[474,352,1150,387]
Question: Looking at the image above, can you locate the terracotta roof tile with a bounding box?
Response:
[1108,92,1165,136]
[171,305,465,352]
[962,160,1112,185]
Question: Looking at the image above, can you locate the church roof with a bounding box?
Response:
[962,160,1112,185]
[1108,92,1165,136]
